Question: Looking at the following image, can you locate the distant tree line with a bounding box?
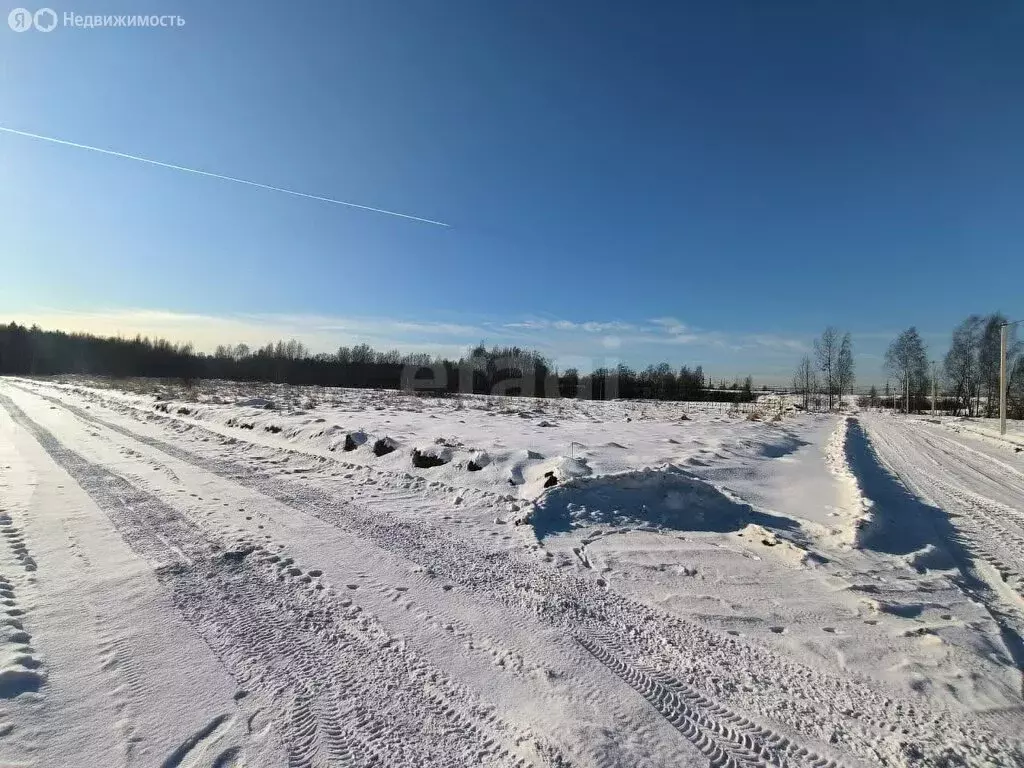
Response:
[0,322,764,402]
[791,315,1024,420]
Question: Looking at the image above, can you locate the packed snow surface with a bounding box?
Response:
[0,377,1023,767]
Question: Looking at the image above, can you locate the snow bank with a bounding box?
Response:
[823,416,874,547]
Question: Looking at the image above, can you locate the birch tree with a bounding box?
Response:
[814,327,839,410]
[884,327,929,413]
[793,355,817,410]
[978,314,1008,417]
[836,333,854,408]
[943,315,982,416]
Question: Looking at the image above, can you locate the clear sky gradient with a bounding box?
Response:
[2,1,1022,383]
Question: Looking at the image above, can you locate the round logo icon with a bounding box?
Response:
[34,8,57,31]
[8,7,33,31]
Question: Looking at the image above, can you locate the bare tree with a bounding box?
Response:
[1009,356,1024,420]
[978,314,1008,417]
[283,339,307,361]
[814,327,839,410]
[793,355,818,410]
[836,333,854,409]
[350,343,375,364]
[884,327,929,413]
[943,315,982,416]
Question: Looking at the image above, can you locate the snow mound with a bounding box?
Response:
[343,431,368,452]
[411,445,453,468]
[467,451,491,471]
[529,467,755,538]
[372,437,398,456]
[505,449,546,487]
[518,456,592,500]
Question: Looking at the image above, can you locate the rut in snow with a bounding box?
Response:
[20,384,1015,768]
[0,391,541,768]
[850,416,1024,695]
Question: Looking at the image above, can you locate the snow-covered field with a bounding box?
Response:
[1,377,1022,767]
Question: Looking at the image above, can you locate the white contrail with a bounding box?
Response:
[0,125,450,227]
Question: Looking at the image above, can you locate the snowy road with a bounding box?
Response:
[0,380,1021,767]
[859,415,1024,679]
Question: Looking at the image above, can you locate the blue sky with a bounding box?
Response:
[2,1,1022,384]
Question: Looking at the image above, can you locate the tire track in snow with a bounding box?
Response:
[858,416,1024,701]
[577,633,835,768]
[934,490,1024,608]
[916,425,1024,494]
[14,390,708,766]
[33,402,619,763]
[908,427,1024,530]
[864,418,1024,611]
[304,479,856,766]
[60,519,160,761]
[21,385,1011,768]
[0,391,540,768]
[14,388,651,765]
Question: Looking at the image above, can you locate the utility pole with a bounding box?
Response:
[1001,320,1022,436]
[1001,323,1008,435]
[931,361,937,417]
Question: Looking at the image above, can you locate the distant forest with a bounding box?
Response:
[0,321,762,402]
